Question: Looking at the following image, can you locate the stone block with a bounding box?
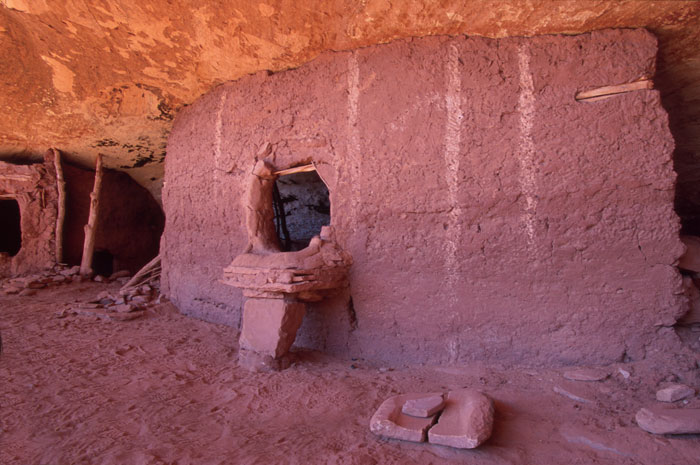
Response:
[239,298,305,358]
[370,393,441,443]
[428,389,494,449]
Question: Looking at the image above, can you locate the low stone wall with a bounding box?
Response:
[162,29,684,366]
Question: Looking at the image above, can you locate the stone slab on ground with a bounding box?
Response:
[656,384,695,403]
[636,407,700,434]
[427,389,494,449]
[370,393,441,443]
[402,394,445,418]
[553,384,595,404]
[563,368,610,382]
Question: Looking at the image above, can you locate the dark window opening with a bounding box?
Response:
[272,169,330,252]
[92,249,114,277]
[0,199,22,256]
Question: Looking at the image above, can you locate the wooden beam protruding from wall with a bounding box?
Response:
[575,79,653,102]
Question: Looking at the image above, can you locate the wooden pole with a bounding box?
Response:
[80,153,104,275]
[575,79,652,102]
[273,164,315,176]
[52,148,66,264]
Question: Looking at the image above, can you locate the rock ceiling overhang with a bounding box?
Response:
[1,0,699,210]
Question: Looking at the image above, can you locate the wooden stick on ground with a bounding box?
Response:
[120,255,161,293]
[80,154,104,275]
[52,148,67,263]
[575,79,653,102]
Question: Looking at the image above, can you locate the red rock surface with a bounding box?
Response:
[1,2,700,215]
[163,29,683,367]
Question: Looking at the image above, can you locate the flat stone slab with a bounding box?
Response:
[656,384,695,403]
[402,394,445,418]
[636,407,700,435]
[563,368,609,382]
[370,393,441,443]
[428,389,494,449]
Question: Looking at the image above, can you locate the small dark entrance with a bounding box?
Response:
[92,249,114,277]
[0,199,21,256]
[272,169,330,251]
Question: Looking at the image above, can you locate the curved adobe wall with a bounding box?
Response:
[162,29,684,366]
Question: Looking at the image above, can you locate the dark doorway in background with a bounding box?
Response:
[0,199,21,256]
[92,249,114,277]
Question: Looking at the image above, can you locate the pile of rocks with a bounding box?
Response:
[370,389,494,449]
[636,384,699,435]
[554,366,700,436]
[59,282,160,322]
[0,265,137,297]
[1,265,81,296]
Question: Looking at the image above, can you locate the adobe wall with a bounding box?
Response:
[0,154,58,276]
[162,29,684,366]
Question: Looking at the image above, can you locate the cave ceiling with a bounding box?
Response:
[1,0,699,212]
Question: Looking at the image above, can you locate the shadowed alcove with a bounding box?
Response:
[0,198,22,257]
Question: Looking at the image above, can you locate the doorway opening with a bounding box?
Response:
[0,198,21,256]
[92,249,114,277]
[272,168,330,252]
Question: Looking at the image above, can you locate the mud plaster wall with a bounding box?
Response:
[162,29,684,366]
[62,163,164,275]
[0,155,57,276]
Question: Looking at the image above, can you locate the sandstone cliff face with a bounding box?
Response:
[1,1,699,227]
[162,29,683,366]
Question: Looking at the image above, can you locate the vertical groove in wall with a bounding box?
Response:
[347,52,361,231]
[444,42,464,362]
[517,44,538,252]
[214,92,227,199]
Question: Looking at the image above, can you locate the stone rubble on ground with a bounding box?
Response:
[370,389,494,449]
[1,264,165,324]
[0,264,138,296]
[655,384,696,403]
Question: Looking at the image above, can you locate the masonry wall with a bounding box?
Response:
[0,154,58,276]
[162,29,684,366]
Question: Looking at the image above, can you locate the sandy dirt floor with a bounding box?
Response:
[1,280,699,464]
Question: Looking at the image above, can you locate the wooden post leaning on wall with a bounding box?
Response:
[80,153,104,275]
[51,148,67,264]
